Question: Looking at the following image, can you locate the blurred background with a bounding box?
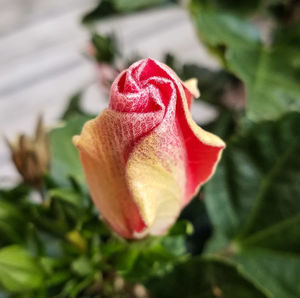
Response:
[0,0,218,185]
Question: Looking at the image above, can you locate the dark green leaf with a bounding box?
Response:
[234,248,300,298]
[91,33,118,64]
[205,112,300,297]
[82,0,115,23]
[0,199,28,245]
[167,220,194,236]
[103,237,187,282]
[148,257,267,298]
[206,112,300,250]
[0,184,29,202]
[82,0,178,23]
[49,188,83,208]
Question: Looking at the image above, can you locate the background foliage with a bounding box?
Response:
[1,0,300,297]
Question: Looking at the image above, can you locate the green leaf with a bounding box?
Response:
[189,1,261,64]
[68,276,95,298]
[91,33,118,64]
[62,91,84,120]
[82,0,177,23]
[114,0,172,12]
[49,188,82,208]
[227,27,300,121]
[50,115,91,187]
[234,248,300,298]
[205,112,300,297]
[0,184,29,202]
[103,236,187,282]
[122,245,181,282]
[167,220,194,236]
[189,2,300,121]
[0,246,43,292]
[82,0,115,24]
[148,257,267,298]
[0,200,23,223]
[71,256,93,276]
[206,112,300,245]
[0,199,28,245]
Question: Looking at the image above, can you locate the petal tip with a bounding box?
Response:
[184,78,200,98]
[72,135,80,148]
[194,125,226,148]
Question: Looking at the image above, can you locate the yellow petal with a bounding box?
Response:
[73,110,146,238]
[126,128,185,236]
[183,78,200,98]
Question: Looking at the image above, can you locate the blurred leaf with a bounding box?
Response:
[62,91,84,120]
[0,246,43,292]
[114,0,173,12]
[205,110,238,141]
[205,231,229,255]
[82,0,116,23]
[189,1,300,121]
[40,257,72,293]
[0,198,28,245]
[206,112,300,247]
[167,220,194,237]
[82,0,177,23]
[103,236,187,282]
[205,112,300,297]
[50,115,91,187]
[148,257,267,298]
[49,188,82,208]
[25,224,45,256]
[234,248,300,298]
[189,0,261,64]
[212,0,262,14]
[161,236,186,257]
[29,200,74,238]
[91,33,118,63]
[71,256,93,276]
[122,245,180,282]
[179,197,212,255]
[0,200,24,223]
[227,23,300,121]
[113,247,140,274]
[0,184,29,202]
[68,276,95,298]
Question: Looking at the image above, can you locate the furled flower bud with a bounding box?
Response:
[5,116,50,187]
[73,58,225,238]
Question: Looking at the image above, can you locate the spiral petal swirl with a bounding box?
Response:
[73,58,225,238]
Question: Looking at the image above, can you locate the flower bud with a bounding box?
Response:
[5,116,50,187]
[73,58,225,238]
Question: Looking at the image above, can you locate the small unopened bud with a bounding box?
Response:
[5,116,50,188]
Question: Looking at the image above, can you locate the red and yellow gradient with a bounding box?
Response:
[73,58,225,239]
